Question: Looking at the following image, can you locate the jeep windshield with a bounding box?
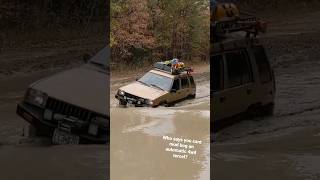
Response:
[138,72,173,91]
[89,47,109,69]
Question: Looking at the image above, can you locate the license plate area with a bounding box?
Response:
[124,96,143,106]
[52,117,82,145]
[124,96,135,104]
[52,129,79,145]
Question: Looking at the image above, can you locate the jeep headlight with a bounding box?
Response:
[25,88,48,107]
[145,99,154,105]
[118,89,125,96]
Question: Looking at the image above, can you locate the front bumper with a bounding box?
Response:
[16,102,108,143]
[115,94,153,107]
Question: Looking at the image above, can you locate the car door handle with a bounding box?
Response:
[247,88,252,95]
[220,97,226,103]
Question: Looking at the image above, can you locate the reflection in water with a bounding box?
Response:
[111,102,210,180]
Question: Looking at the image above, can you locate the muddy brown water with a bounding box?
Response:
[212,126,320,180]
[1,12,320,179]
[110,70,210,180]
[0,71,108,180]
[0,145,108,180]
[111,103,210,180]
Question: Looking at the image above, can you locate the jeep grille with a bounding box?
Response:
[46,97,102,121]
[124,92,140,100]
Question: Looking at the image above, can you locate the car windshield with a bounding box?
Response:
[138,72,173,91]
[89,47,109,68]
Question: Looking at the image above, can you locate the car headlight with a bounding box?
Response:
[118,90,125,96]
[145,99,154,105]
[25,88,48,107]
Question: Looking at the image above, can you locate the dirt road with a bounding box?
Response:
[212,9,320,180]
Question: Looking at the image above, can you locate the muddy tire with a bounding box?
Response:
[246,104,262,119]
[261,103,274,116]
[247,103,274,118]
[188,94,196,99]
[119,99,127,106]
[163,102,172,107]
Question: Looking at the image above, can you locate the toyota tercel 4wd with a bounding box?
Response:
[212,11,275,128]
[16,47,109,144]
[115,61,196,107]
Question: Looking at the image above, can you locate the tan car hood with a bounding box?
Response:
[120,82,167,100]
[31,65,109,116]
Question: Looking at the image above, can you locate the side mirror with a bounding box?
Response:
[171,89,177,93]
[83,53,91,63]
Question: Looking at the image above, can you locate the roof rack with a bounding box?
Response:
[153,62,193,75]
[212,13,267,43]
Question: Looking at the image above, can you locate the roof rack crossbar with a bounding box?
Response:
[153,62,193,75]
[211,14,267,43]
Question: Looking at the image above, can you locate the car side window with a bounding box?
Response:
[172,79,180,90]
[212,54,223,92]
[225,49,253,88]
[253,46,272,83]
[181,77,189,89]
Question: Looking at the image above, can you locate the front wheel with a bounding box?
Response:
[161,101,172,107]
[119,99,127,106]
[261,103,274,116]
[188,94,196,99]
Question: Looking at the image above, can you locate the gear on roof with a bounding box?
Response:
[154,59,193,75]
[211,2,268,43]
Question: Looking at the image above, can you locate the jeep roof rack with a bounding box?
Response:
[212,13,267,43]
[153,62,193,75]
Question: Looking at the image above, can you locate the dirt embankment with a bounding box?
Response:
[0,36,106,79]
[0,1,107,78]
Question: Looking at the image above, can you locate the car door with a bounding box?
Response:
[212,54,227,121]
[214,49,255,120]
[168,78,183,103]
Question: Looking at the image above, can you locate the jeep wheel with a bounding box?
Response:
[162,102,172,107]
[119,99,127,106]
[188,94,196,99]
[261,103,274,116]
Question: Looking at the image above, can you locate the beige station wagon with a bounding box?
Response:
[212,37,276,127]
[17,47,109,144]
[115,66,196,107]
[211,12,275,130]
